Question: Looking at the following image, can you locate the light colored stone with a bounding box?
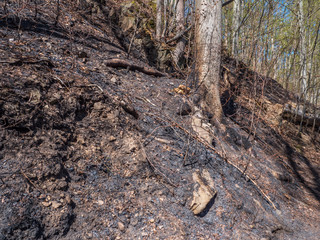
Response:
[42,201,51,207]
[190,169,217,215]
[109,136,116,142]
[111,76,118,84]
[118,221,125,232]
[93,102,104,110]
[51,201,62,209]
[97,200,104,205]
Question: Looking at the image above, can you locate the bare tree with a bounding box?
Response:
[195,0,223,122]
[298,0,307,98]
[232,0,241,56]
[172,0,186,65]
[156,0,163,40]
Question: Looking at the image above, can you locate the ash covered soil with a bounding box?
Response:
[1,3,320,240]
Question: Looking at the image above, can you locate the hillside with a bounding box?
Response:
[0,1,320,239]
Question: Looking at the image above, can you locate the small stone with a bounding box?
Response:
[149,218,155,223]
[42,201,51,207]
[93,102,104,110]
[51,201,62,209]
[110,77,117,84]
[109,136,116,142]
[97,200,104,205]
[46,42,52,49]
[118,222,125,232]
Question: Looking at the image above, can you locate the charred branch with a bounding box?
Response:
[104,58,167,77]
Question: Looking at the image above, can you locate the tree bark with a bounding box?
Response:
[297,0,308,134]
[232,0,241,56]
[195,0,223,121]
[156,0,163,40]
[172,0,186,65]
[298,0,307,97]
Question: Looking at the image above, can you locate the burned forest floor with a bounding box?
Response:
[1,2,320,240]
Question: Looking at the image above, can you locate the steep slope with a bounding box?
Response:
[0,1,319,239]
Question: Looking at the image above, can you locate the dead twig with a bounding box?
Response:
[146,156,178,188]
[20,169,39,190]
[138,140,177,187]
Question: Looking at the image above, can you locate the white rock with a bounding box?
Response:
[190,169,217,215]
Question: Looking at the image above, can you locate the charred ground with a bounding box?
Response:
[0,1,320,240]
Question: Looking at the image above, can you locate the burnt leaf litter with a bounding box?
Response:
[1,1,320,240]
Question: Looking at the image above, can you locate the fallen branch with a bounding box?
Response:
[0,57,55,68]
[104,58,168,77]
[282,106,320,128]
[86,83,139,119]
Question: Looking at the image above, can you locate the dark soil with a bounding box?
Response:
[1,1,320,239]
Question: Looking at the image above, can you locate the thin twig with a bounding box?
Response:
[20,170,39,189]
[138,140,177,187]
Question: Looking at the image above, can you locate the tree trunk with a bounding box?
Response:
[298,0,307,97]
[195,0,223,122]
[297,0,308,134]
[156,0,163,40]
[172,0,186,65]
[232,0,241,56]
[162,0,168,38]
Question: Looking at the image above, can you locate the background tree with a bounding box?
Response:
[232,0,241,56]
[172,0,187,66]
[156,0,163,40]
